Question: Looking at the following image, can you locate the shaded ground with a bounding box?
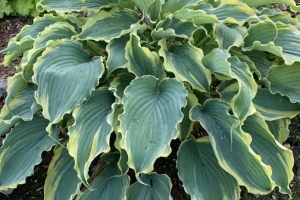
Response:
[0,10,300,200]
[0,17,32,82]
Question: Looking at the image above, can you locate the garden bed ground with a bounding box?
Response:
[0,13,300,200]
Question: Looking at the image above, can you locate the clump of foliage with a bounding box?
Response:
[1,0,300,199]
[0,0,40,18]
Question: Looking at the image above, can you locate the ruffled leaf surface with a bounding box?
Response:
[177,137,240,200]
[126,173,172,200]
[243,113,294,196]
[253,88,300,120]
[76,152,129,200]
[67,87,115,187]
[267,63,300,103]
[159,40,211,92]
[126,33,165,80]
[32,40,104,123]
[0,115,56,191]
[44,144,81,200]
[266,118,291,143]
[190,100,274,194]
[119,76,187,174]
[37,0,119,13]
[77,7,147,43]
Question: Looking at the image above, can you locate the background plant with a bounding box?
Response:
[0,0,40,18]
[1,0,300,199]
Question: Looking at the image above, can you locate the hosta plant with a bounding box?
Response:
[1,0,300,199]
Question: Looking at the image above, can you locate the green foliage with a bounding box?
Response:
[1,0,300,199]
[0,0,40,18]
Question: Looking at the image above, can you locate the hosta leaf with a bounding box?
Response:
[267,11,300,31]
[230,50,258,73]
[243,113,294,196]
[229,57,257,122]
[243,19,277,48]
[83,40,107,56]
[46,123,62,146]
[32,40,104,123]
[110,73,135,103]
[37,0,119,13]
[174,9,219,25]
[253,88,300,120]
[178,93,198,141]
[0,121,11,137]
[44,144,81,200]
[244,21,300,65]
[190,100,274,194]
[0,38,33,66]
[210,55,257,122]
[159,40,211,92]
[267,63,300,103]
[0,115,56,191]
[20,22,77,80]
[67,87,115,188]
[196,0,256,23]
[193,90,210,105]
[266,118,291,143]
[161,0,199,14]
[16,14,68,41]
[126,33,165,80]
[132,0,154,12]
[112,105,125,151]
[21,53,43,82]
[77,8,147,43]
[107,36,130,74]
[241,0,296,7]
[126,173,172,200]
[202,48,232,79]
[145,0,161,23]
[177,137,240,200]
[192,26,212,48]
[79,175,129,200]
[151,15,198,41]
[119,76,187,174]
[0,85,41,124]
[117,149,129,175]
[4,72,27,105]
[76,152,129,200]
[33,22,77,49]
[213,23,247,51]
[217,79,238,103]
[243,50,271,78]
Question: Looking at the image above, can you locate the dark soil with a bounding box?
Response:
[0,8,300,200]
[0,17,33,82]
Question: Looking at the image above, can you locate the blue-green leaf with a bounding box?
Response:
[67,87,115,188]
[177,137,240,200]
[119,76,187,174]
[44,144,81,200]
[0,115,56,191]
[32,40,104,123]
[190,100,274,194]
[126,173,172,200]
[159,40,211,92]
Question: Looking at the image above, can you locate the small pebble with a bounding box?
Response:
[283,143,291,149]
